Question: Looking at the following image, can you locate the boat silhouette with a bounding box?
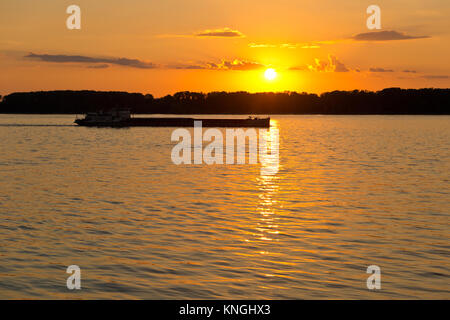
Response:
[74,109,270,128]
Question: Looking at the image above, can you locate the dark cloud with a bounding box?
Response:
[403,70,417,73]
[352,30,430,41]
[25,53,157,69]
[194,28,245,38]
[421,75,448,79]
[370,67,394,72]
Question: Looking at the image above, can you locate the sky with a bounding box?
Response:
[1,0,449,97]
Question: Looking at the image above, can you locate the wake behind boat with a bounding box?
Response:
[74,109,270,128]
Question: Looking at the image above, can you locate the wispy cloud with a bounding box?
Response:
[166,63,207,70]
[214,59,264,70]
[172,59,265,71]
[300,44,321,49]
[157,27,245,39]
[370,67,394,72]
[352,30,430,41]
[25,53,157,69]
[194,27,245,38]
[248,43,277,49]
[86,64,110,69]
[421,75,448,79]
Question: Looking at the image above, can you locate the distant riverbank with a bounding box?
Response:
[1,88,449,115]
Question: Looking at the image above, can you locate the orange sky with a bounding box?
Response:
[1,0,449,97]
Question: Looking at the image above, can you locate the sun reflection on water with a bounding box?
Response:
[256,121,281,242]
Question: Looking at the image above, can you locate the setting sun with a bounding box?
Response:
[264,68,277,81]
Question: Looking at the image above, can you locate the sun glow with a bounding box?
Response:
[264,68,277,81]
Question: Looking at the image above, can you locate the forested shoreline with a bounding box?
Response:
[0,88,449,114]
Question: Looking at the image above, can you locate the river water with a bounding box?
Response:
[0,114,448,299]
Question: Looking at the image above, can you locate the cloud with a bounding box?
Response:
[210,59,265,71]
[421,75,448,79]
[307,55,349,72]
[86,64,110,69]
[248,43,277,48]
[248,30,430,54]
[25,53,264,72]
[167,59,265,71]
[352,30,430,41]
[167,63,207,70]
[300,45,320,49]
[403,70,417,73]
[369,67,394,72]
[25,53,157,69]
[332,56,350,72]
[194,27,245,38]
[280,43,299,49]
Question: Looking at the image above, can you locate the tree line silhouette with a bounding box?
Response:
[0,88,448,114]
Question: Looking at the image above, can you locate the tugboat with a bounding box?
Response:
[75,109,270,128]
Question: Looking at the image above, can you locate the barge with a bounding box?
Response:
[74,109,270,128]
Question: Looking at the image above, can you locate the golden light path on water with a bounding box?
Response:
[257,122,280,243]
